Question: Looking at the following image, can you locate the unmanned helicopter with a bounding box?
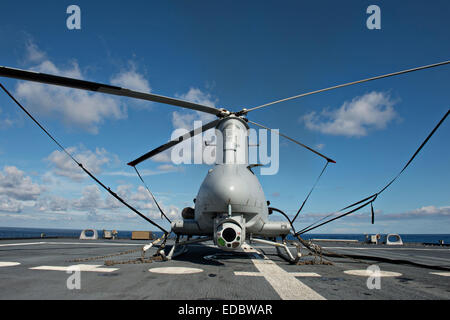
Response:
[0,60,448,262]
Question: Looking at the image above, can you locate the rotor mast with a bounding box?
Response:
[216,116,250,165]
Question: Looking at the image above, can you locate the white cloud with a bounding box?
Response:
[67,183,178,223]
[151,150,173,163]
[72,185,102,210]
[111,63,151,93]
[173,88,217,130]
[104,164,183,177]
[0,196,23,213]
[25,40,46,63]
[130,87,219,165]
[378,205,450,220]
[156,164,183,172]
[16,61,126,134]
[315,143,325,150]
[13,42,164,133]
[301,91,397,137]
[148,204,180,220]
[0,162,180,224]
[46,146,111,182]
[35,196,69,213]
[171,111,198,131]
[130,186,150,202]
[148,88,219,165]
[0,166,43,201]
[177,87,218,109]
[298,205,450,225]
[0,108,14,129]
[113,185,180,220]
[167,205,181,220]
[70,184,125,213]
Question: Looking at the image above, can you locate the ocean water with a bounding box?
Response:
[0,227,135,240]
[298,233,450,244]
[0,226,449,244]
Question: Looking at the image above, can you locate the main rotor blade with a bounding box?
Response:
[0,66,224,116]
[248,120,336,163]
[128,119,221,167]
[242,60,450,113]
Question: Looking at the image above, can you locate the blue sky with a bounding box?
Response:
[0,0,449,233]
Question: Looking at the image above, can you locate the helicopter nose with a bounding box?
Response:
[207,170,247,203]
[197,164,266,211]
[208,178,240,204]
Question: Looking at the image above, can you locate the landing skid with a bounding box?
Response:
[249,235,301,264]
[149,234,303,264]
[165,236,213,260]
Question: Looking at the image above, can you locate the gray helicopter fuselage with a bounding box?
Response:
[195,163,268,233]
[171,116,291,243]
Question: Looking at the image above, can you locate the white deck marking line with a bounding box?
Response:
[240,243,325,300]
[30,264,118,272]
[149,267,203,274]
[43,242,142,246]
[290,272,321,277]
[367,251,450,264]
[201,244,298,249]
[344,270,402,277]
[323,246,450,252]
[0,242,46,247]
[235,271,321,277]
[328,248,450,265]
[251,259,325,300]
[0,262,21,267]
[0,241,142,247]
[430,272,450,277]
[234,271,261,276]
[415,255,450,263]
